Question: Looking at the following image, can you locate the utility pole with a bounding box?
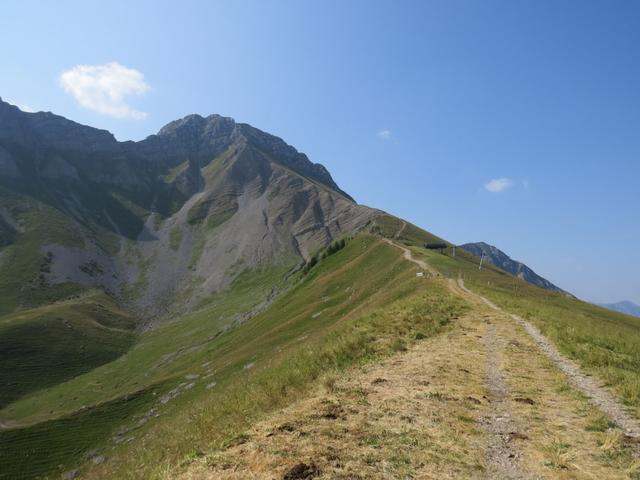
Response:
[479,253,485,270]
[452,245,456,257]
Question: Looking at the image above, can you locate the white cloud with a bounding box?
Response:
[484,177,514,193]
[377,129,392,140]
[59,62,150,119]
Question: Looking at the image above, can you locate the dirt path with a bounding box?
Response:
[394,220,407,239]
[455,278,640,440]
[481,322,532,479]
[382,238,439,276]
[177,298,639,479]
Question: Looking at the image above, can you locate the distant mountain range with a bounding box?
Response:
[460,242,568,294]
[598,301,640,318]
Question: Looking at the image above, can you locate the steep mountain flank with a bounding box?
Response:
[460,241,568,294]
[0,98,375,318]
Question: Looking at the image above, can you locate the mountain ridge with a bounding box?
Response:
[0,98,351,200]
[460,241,569,294]
[0,98,374,320]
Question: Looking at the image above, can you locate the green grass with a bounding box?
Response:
[0,292,137,409]
[0,263,292,479]
[1,263,292,424]
[371,214,446,247]
[0,383,167,480]
[5,212,640,479]
[204,204,238,230]
[186,196,238,227]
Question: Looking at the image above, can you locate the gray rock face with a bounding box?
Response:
[0,98,117,153]
[138,113,352,200]
[0,146,19,178]
[0,98,376,320]
[460,242,569,294]
[0,98,349,200]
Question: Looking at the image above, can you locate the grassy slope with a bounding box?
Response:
[0,234,466,479]
[1,265,290,425]
[85,234,467,479]
[375,215,640,418]
[0,385,164,480]
[0,292,137,409]
[0,188,88,315]
[0,265,289,480]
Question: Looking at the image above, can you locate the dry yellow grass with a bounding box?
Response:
[175,308,490,479]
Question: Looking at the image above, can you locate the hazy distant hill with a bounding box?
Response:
[599,300,640,318]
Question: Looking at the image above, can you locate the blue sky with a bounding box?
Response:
[2,0,639,304]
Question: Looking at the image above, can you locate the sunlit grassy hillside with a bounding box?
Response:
[0,292,136,410]
[0,233,467,479]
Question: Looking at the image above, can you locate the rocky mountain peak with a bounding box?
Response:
[147,112,352,200]
[0,98,118,153]
[0,100,352,202]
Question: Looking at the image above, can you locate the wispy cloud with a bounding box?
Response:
[484,177,514,193]
[377,129,392,140]
[59,62,150,119]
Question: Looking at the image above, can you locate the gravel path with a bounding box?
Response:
[481,322,532,479]
[382,238,439,276]
[456,278,640,440]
